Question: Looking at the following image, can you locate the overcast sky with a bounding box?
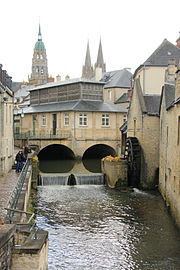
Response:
[0,0,180,82]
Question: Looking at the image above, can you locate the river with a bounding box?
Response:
[35,183,180,270]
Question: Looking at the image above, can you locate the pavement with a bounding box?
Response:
[0,147,21,224]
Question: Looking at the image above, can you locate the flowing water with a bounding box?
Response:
[35,185,180,270]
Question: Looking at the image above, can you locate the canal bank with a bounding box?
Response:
[0,151,48,270]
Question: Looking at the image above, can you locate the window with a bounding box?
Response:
[41,114,46,126]
[123,114,127,123]
[108,90,112,100]
[41,68,44,74]
[79,113,88,126]
[102,114,109,126]
[64,113,69,126]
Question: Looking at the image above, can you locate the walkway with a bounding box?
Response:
[0,147,20,223]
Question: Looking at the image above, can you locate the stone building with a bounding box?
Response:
[29,25,49,85]
[159,60,180,226]
[126,79,161,188]
[134,38,180,95]
[16,78,127,157]
[101,68,133,108]
[0,64,14,175]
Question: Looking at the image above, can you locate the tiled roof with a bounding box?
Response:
[144,95,161,116]
[23,99,128,114]
[101,69,133,89]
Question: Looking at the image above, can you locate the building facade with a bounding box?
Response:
[16,79,127,157]
[0,64,14,175]
[159,62,180,226]
[134,38,180,95]
[127,79,161,188]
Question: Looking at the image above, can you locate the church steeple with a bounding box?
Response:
[38,24,42,41]
[29,24,48,85]
[82,41,94,79]
[94,38,106,81]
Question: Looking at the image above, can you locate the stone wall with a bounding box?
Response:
[12,229,48,270]
[0,224,15,270]
[159,102,180,227]
[101,158,128,188]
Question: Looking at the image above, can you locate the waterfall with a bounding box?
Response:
[76,174,105,185]
[39,173,105,186]
[39,174,69,186]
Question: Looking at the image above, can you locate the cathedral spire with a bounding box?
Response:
[85,41,92,67]
[94,38,106,81]
[82,41,94,79]
[96,38,104,68]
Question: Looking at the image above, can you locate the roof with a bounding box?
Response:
[23,99,128,114]
[29,78,105,92]
[163,83,175,109]
[134,39,180,77]
[35,40,45,50]
[114,93,130,104]
[143,39,180,66]
[101,69,133,89]
[144,94,161,116]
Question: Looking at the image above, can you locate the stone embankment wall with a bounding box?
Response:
[0,224,15,270]
[12,229,48,270]
[101,158,128,188]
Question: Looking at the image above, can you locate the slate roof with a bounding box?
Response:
[134,39,180,77]
[164,83,175,109]
[23,99,128,114]
[114,93,130,104]
[101,69,133,89]
[143,39,180,66]
[144,95,161,116]
[29,78,105,91]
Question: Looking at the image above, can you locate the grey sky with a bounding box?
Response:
[0,0,179,82]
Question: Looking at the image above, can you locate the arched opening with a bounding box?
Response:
[82,144,116,173]
[38,144,75,173]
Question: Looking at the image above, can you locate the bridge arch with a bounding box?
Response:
[82,144,116,172]
[38,144,76,173]
[38,144,75,160]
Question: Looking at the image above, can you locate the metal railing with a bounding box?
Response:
[14,130,71,140]
[6,159,31,223]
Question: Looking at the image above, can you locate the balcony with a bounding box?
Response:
[14,130,72,140]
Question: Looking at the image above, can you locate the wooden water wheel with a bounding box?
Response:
[124,137,141,187]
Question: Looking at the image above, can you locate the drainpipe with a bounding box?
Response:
[143,65,146,94]
[0,94,3,173]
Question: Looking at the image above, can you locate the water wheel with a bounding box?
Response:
[124,137,141,187]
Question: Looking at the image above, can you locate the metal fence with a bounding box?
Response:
[6,159,31,223]
[14,130,71,140]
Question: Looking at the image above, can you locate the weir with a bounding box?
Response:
[38,173,105,186]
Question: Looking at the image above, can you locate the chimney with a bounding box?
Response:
[175,60,180,100]
[165,59,176,83]
[56,74,61,82]
[176,32,180,48]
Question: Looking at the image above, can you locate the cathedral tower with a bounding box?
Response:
[29,24,48,85]
[82,41,94,79]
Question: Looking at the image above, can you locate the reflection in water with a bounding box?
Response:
[39,159,76,173]
[39,159,102,174]
[36,186,180,270]
[82,158,101,173]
